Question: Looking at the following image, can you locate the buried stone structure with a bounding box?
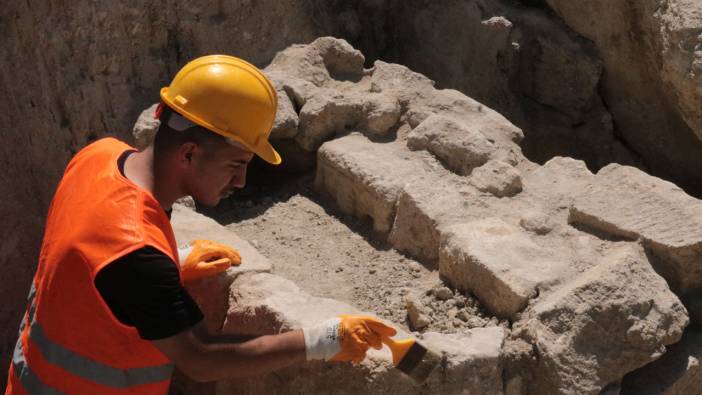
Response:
[134,38,701,394]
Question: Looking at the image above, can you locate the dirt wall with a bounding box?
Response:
[0,0,349,385]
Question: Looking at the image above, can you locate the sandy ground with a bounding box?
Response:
[202,173,507,334]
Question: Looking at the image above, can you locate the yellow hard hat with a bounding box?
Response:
[160,54,281,164]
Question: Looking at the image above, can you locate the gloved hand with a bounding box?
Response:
[178,239,242,282]
[303,315,397,363]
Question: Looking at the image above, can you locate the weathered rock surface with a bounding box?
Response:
[315,133,429,235]
[265,37,403,151]
[388,176,477,263]
[521,242,689,395]
[470,160,523,197]
[440,218,568,319]
[404,294,431,330]
[421,328,505,395]
[295,90,401,151]
[407,114,497,175]
[266,73,300,140]
[569,164,702,294]
[519,210,555,235]
[5,12,702,392]
[171,203,272,333]
[621,330,702,395]
[210,272,505,394]
[521,156,595,214]
[132,103,161,149]
[171,204,272,279]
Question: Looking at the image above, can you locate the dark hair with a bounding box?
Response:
[153,105,228,156]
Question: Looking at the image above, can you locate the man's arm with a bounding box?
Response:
[152,321,306,382]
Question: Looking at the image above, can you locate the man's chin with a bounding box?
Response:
[192,196,220,207]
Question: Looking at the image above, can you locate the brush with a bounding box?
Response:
[380,335,441,383]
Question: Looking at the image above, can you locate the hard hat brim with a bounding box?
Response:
[253,140,282,165]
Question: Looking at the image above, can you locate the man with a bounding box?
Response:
[6,55,395,394]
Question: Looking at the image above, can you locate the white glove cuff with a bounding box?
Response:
[177,245,193,263]
[303,318,342,361]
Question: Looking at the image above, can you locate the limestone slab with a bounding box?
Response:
[569,164,702,293]
[439,218,567,318]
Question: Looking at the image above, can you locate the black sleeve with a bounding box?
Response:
[95,246,204,340]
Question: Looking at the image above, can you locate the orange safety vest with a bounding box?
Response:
[6,138,180,394]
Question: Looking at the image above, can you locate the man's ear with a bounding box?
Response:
[177,142,198,168]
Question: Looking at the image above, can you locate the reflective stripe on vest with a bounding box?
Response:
[12,283,174,392]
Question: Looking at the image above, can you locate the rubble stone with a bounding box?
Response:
[266,73,299,140]
[131,103,160,150]
[296,92,360,150]
[439,218,568,318]
[407,114,495,175]
[405,294,431,330]
[295,91,401,151]
[433,286,453,301]
[470,160,523,197]
[310,36,366,81]
[363,94,401,136]
[519,210,555,235]
[522,242,689,395]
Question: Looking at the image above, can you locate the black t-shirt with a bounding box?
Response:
[93,150,203,340]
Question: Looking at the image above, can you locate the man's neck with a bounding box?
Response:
[124,146,180,210]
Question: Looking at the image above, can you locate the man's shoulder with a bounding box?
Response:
[82,137,132,155]
[68,137,132,167]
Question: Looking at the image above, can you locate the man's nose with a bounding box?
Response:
[229,168,247,189]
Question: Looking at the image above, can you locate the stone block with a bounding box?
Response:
[523,242,689,394]
[569,164,702,293]
[439,218,567,318]
[388,176,475,264]
[421,327,505,394]
[315,133,427,234]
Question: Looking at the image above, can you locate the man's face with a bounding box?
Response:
[183,142,254,207]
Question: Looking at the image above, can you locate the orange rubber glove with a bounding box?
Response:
[303,315,397,363]
[178,239,241,282]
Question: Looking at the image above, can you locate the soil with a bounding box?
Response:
[200,172,509,335]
